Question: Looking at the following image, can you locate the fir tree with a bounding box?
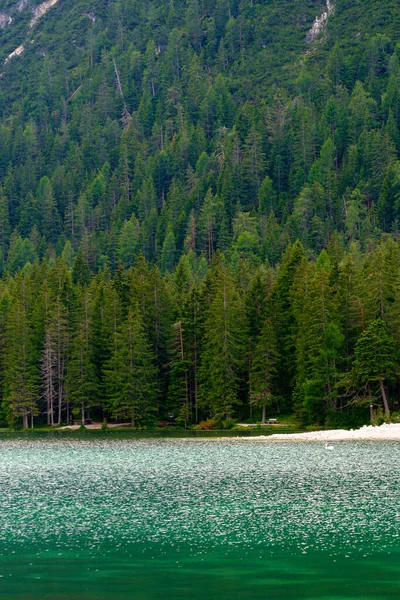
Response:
[66,292,97,423]
[3,300,39,428]
[46,297,69,425]
[250,318,279,423]
[105,306,157,426]
[168,321,191,426]
[351,319,398,418]
[200,271,247,419]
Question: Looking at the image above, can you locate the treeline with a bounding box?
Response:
[1,235,399,428]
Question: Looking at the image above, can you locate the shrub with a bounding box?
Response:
[195,419,216,430]
[371,409,386,426]
[222,418,237,429]
[389,411,400,424]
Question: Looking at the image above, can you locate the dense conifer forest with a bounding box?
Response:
[1,0,400,428]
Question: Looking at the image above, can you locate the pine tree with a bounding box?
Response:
[168,321,191,426]
[362,236,399,326]
[245,268,270,416]
[242,128,266,207]
[0,189,10,257]
[129,258,173,403]
[199,271,247,419]
[292,251,344,422]
[37,176,61,244]
[3,300,39,428]
[117,215,140,268]
[270,240,306,407]
[72,248,91,287]
[258,176,277,215]
[41,327,56,426]
[200,189,217,262]
[44,297,69,425]
[160,225,177,273]
[180,285,202,423]
[105,306,157,426]
[336,248,365,367]
[250,318,279,423]
[66,292,97,423]
[89,276,121,412]
[351,319,398,418]
[61,240,75,269]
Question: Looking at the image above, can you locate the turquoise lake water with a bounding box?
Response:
[1,433,400,599]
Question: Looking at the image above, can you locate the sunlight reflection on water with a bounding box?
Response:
[1,437,400,559]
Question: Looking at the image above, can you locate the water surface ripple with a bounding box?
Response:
[1,435,400,599]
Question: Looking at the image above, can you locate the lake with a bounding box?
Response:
[1,433,400,599]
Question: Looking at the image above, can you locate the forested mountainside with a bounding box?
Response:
[1,0,400,429]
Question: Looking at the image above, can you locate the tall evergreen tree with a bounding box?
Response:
[105,306,157,426]
[199,271,247,418]
[350,319,398,419]
[66,292,97,423]
[3,300,39,428]
[250,318,279,423]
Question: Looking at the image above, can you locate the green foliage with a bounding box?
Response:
[354,320,397,385]
[104,305,158,426]
[199,269,247,418]
[350,319,398,418]
[66,291,98,422]
[250,318,279,423]
[3,298,39,428]
[222,418,237,430]
[1,0,400,428]
[0,0,399,273]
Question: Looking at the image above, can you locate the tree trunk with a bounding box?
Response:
[249,340,252,419]
[81,401,85,425]
[50,385,54,427]
[22,411,28,429]
[370,403,374,422]
[131,410,135,428]
[379,379,390,419]
[262,404,266,425]
[57,383,63,426]
[194,323,198,424]
[57,338,63,425]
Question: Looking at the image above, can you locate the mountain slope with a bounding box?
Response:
[1,1,400,427]
[0,0,399,275]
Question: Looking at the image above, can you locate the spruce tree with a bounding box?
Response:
[168,321,191,426]
[41,327,56,426]
[66,292,97,423]
[271,240,306,408]
[292,251,344,423]
[199,271,247,419]
[3,300,39,428]
[250,318,279,423]
[46,297,69,425]
[105,306,157,426]
[352,319,398,418]
[160,225,177,273]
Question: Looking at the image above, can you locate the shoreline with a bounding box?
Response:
[249,423,400,442]
[1,423,400,441]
